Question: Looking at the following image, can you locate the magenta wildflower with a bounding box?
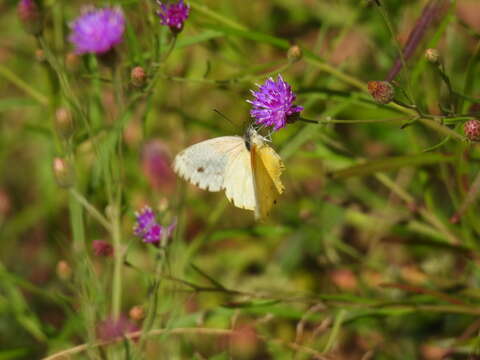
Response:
[156,0,190,32]
[247,75,303,131]
[69,7,125,55]
[134,206,176,245]
[92,240,114,257]
[97,316,139,342]
[17,0,43,35]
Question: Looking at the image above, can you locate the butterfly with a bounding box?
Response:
[173,127,285,220]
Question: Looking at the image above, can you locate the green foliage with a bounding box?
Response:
[1,0,480,359]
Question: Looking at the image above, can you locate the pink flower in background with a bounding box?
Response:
[97,316,139,341]
[69,7,125,55]
[92,240,114,257]
[141,140,176,193]
[248,75,303,131]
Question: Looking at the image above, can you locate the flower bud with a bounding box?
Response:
[17,0,43,36]
[129,305,145,321]
[55,107,75,138]
[287,45,303,63]
[367,81,395,104]
[65,52,81,72]
[35,49,45,62]
[52,157,74,188]
[464,119,480,141]
[131,66,146,88]
[92,240,114,257]
[425,48,440,64]
[56,260,72,280]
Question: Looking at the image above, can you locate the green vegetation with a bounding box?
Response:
[1,0,480,358]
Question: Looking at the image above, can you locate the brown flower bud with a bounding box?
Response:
[425,48,440,64]
[56,260,72,280]
[464,119,480,141]
[65,52,81,72]
[55,107,75,138]
[52,157,74,188]
[35,49,45,62]
[17,0,43,36]
[129,305,145,321]
[131,66,147,88]
[287,45,303,63]
[367,81,395,104]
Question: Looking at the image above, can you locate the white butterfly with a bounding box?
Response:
[173,127,285,220]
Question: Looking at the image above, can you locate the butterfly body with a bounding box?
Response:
[173,128,284,220]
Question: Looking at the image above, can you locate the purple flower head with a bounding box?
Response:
[156,0,190,32]
[97,316,139,342]
[69,7,125,55]
[247,75,303,131]
[92,240,114,257]
[134,206,176,245]
[18,0,43,35]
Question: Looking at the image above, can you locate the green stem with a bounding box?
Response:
[0,64,49,105]
[69,189,112,233]
[111,203,122,319]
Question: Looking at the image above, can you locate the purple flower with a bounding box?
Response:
[134,206,176,245]
[156,0,190,31]
[69,7,125,55]
[17,0,43,35]
[97,316,139,342]
[247,75,303,131]
[92,240,114,257]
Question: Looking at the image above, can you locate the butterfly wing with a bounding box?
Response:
[251,142,285,220]
[223,147,256,211]
[173,136,244,192]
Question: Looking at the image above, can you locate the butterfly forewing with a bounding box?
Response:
[173,136,245,192]
[223,148,256,210]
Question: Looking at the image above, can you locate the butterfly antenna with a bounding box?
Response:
[213,109,239,130]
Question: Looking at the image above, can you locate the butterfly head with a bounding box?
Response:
[244,125,269,151]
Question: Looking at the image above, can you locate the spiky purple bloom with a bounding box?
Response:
[156,0,190,31]
[133,206,176,245]
[69,7,125,55]
[247,75,303,131]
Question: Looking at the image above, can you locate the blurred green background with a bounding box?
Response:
[2,0,480,359]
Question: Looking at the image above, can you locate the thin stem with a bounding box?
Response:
[111,203,122,319]
[69,189,112,233]
[0,64,49,105]
[43,327,330,360]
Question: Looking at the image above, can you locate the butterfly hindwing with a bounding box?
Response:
[173,136,244,192]
[251,142,285,220]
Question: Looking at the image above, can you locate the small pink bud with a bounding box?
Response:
[17,0,43,36]
[52,157,74,188]
[368,81,395,104]
[55,107,75,138]
[129,305,145,321]
[92,240,114,257]
[131,66,146,87]
[464,119,480,141]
